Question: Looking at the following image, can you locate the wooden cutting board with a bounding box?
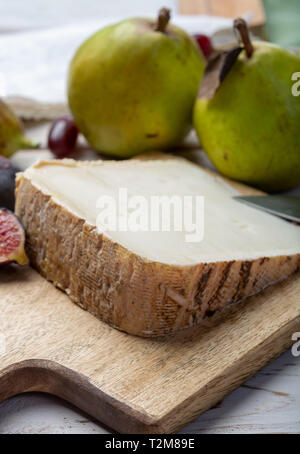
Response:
[0,173,299,434]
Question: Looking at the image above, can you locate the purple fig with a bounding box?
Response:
[0,208,29,266]
[0,156,19,210]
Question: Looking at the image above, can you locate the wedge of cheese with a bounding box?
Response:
[15,156,300,337]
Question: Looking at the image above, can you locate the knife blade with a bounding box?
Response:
[233,195,300,223]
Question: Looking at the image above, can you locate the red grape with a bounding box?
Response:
[48,116,79,158]
[193,34,213,59]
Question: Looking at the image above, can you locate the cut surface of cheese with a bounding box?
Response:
[21,158,299,265]
[15,156,300,337]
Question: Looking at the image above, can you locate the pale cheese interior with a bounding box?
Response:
[22,159,300,265]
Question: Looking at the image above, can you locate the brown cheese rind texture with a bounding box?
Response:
[15,176,300,337]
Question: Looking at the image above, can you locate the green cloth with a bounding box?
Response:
[263,0,300,47]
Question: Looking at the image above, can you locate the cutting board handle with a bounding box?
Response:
[0,359,159,433]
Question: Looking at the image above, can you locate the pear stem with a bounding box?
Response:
[155,7,171,32]
[234,18,254,58]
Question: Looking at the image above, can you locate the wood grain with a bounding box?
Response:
[0,262,299,433]
[179,0,265,26]
[1,152,299,433]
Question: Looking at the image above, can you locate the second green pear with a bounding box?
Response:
[68,11,205,157]
[0,100,36,158]
[194,41,300,192]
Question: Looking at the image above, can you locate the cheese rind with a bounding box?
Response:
[15,157,300,337]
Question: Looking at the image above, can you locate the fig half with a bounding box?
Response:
[0,208,29,265]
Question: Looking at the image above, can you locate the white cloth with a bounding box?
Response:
[0,14,234,105]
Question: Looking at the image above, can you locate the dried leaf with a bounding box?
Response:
[198,47,242,100]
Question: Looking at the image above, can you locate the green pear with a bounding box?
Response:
[0,100,37,158]
[193,19,300,192]
[68,8,205,158]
